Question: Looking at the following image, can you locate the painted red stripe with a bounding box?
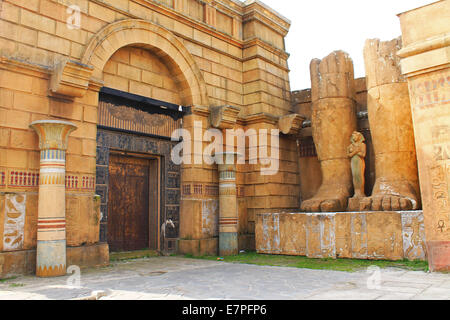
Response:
[38,220,66,224]
[37,224,66,229]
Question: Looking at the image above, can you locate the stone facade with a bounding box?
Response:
[0,0,449,277]
[0,0,298,277]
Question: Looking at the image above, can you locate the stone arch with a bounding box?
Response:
[82,19,209,107]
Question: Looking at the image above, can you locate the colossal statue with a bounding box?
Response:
[301,51,357,212]
[360,38,420,211]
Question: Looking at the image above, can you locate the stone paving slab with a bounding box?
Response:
[0,257,448,300]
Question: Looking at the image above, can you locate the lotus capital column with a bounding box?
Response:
[215,152,241,256]
[30,120,77,277]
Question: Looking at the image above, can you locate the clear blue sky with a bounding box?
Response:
[258,0,437,90]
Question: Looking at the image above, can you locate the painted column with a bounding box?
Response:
[397,1,450,272]
[30,120,77,277]
[216,152,239,256]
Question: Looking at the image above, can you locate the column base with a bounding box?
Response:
[36,240,66,277]
[219,232,238,256]
[426,241,450,272]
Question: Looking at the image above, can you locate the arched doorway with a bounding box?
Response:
[82,19,209,254]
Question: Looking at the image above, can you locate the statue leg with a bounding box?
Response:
[352,157,365,199]
[360,38,420,211]
[301,51,357,212]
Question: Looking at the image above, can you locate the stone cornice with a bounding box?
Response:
[191,106,290,128]
[243,0,291,29]
[190,105,211,117]
[0,55,101,97]
[397,33,450,59]
[243,37,290,61]
[242,2,290,37]
[50,59,94,99]
[244,112,279,126]
[278,113,305,135]
[0,56,50,79]
[210,105,241,129]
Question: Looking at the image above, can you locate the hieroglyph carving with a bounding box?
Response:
[3,194,26,251]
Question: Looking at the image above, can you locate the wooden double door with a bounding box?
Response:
[107,153,159,252]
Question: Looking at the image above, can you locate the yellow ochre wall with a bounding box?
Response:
[0,0,297,273]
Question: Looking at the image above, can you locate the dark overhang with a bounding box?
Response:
[99,87,189,121]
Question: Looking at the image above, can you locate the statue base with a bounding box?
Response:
[255,210,427,261]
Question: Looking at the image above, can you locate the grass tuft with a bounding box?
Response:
[0,276,18,283]
[183,251,429,273]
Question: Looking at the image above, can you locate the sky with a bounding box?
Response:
[257,0,438,90]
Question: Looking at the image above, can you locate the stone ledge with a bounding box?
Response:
[255,211,427,261]
[0,243,109,279]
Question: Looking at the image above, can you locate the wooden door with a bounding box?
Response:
[107,154,154,252]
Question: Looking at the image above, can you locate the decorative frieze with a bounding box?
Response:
[181,183,244,198]
[0,169,94,192]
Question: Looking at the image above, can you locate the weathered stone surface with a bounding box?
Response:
[401,211,427,261]
[398,0,450,271]
[177,238,218,256]
[301,51,357,212]
[256,211,426,261]
[306,213,336,258]
[361,38,420,212]
[366,211,403,260]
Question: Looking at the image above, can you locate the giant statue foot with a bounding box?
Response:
[302,51,357,213]
[301,183,351,212]
[362,38,421,212]
[359,180,420,211]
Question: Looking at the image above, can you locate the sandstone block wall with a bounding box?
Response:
[1,0,298,261]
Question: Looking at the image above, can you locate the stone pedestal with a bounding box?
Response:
[398,1,450,272]
[256,211,426,261]
[30,120,77,277]
[216,152,239,256]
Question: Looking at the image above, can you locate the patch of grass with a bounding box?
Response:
[109,249,160,262]
[9,283,25,288]
[184,252,429,273]
[0,276,18,283]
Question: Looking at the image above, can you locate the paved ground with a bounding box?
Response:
[0,257,449,300]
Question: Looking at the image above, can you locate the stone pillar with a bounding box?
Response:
[216,152,239,256]
[397,1,450,272]
[30,120,77,277]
